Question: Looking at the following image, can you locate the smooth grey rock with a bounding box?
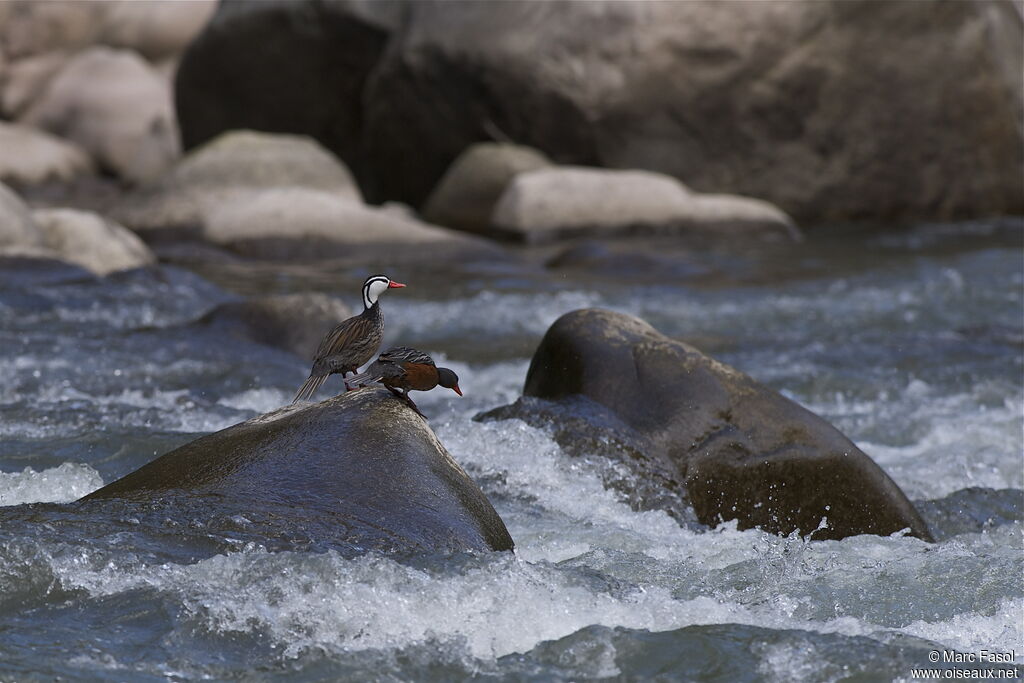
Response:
[482,308,933,541]
[83,388,515,555]
[198,292,353,358]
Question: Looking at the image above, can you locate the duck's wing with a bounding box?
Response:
[313,315,376,362]
[377,346,436,367]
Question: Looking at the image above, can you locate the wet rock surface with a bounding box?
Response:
[481,308,933,541]
[914,487,1023,541]
[83,388,515,555]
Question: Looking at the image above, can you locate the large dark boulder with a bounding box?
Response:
[176,0,1022,222]
[482,309,931,541]
[174,0,394,200]
[84,388,514,554]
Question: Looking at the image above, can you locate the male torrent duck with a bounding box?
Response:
[292,274,405,403]
[345,346,462,416]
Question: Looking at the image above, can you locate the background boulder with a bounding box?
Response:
[483,308,933,541]
[490,167,799,243]
[422,142,552,235]
[21,46,179,183]
[83,388,515,555]
[30,208,154,275]
[0,121,92,186]
[175,0,1023,223]
[197,292,353,359]
[113,129,364,236]
[0,181,44,248]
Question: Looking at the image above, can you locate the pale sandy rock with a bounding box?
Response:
[22,47,179,183]
[422,142,552,234]
[491,166,798,243]
[0,181,44,248]
[0,122,92,185]
[114,130,363,233]
[99,1,217,61]
[679,195,801,240]
[166,130,361,201]
[492,167,692,240]
[31,208,155,275]
[198,186,504,262]
[0,1,106,60]
[0,1,214,61]
[205,187,459,246]
[0,51,72,118]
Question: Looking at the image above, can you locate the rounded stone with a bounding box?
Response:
[83,388,515,555]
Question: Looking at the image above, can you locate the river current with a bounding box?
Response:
[0,220,1021,681]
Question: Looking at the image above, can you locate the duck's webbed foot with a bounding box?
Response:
[396,392,426,418]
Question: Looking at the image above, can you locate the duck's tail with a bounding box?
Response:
[292,373,329,403]
[343,370,383,391]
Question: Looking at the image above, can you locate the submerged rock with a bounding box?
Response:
[83,388,515,555]
[481,308,932,541]
[197,292,353,358]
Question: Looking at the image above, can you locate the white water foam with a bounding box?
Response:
[0,463,103,506]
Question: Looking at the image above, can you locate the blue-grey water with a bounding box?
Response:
[0,220,1021,681]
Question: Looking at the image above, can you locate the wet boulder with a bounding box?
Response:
[197,292,352,358]
[482,308,932,541]
[83,388,514,554]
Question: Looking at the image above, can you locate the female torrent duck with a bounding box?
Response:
[292,274,405,402]
[344,346,462,416]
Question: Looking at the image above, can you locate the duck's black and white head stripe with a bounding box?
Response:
[362,274,405,309]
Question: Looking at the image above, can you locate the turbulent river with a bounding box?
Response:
[0,220,1021,681]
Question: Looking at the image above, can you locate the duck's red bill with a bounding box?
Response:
[388,281,407,288]
[452,385,463,396]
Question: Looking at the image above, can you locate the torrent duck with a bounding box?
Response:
[292,274,405,403]
[345,346,462,416]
